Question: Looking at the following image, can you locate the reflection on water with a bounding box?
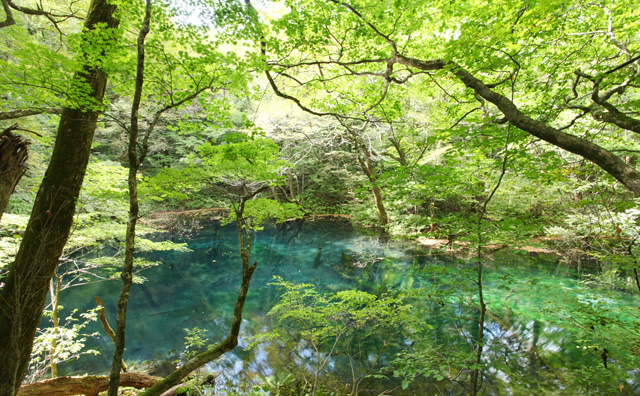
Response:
[56,219,640,394]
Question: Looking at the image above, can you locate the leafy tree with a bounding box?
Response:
[140,135,302,395]
[259,277,417,396]
[105,0,249,392]
[235,0,640,195]
[0,0,120,392]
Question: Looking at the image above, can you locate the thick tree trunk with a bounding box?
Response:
[0,1,119,394]
[0,124,28,222]
[17,373,157,396]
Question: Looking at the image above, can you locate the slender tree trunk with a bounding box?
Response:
[470,128,509,395]
[355,143,388,226]
[288,172,296,202]
[107,2,150,394]
[0,124,28,222]
[470,260,486,396]
[387,136,408,167]
[0,1,119,393]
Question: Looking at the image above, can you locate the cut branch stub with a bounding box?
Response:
[0,124,29,221]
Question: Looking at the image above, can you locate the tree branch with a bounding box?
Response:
[0,0,15,28]
[1,0,82,30]
[0,107,62,121]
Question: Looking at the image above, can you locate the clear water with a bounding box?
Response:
[55,218,640,394]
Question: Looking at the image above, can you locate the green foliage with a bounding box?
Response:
[197,136,287,184]
[0,214,28,272]
[26,309,99,383]
[253,277,424,394]
[267,277,413,344]
[224,199,303,230]
[250,373,295,396]
[3,0,640,393]
[392,342,456,389]
[182,327,208,361]
[144,136,302,227]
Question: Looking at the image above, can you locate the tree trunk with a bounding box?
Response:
[387,136,408,167]
[355,143,389,226]
[107,2,150,394]
[95,297,127,372]
[0,1,119,394]
[0,124,28,222]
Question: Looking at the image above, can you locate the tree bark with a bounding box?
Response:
[95,297,127,372]
[355,142,389,226]
[0,1,119,394]
[0,0,15,28]
[17,373,157,396]
[387,136,408,167]
[0,124,28,222]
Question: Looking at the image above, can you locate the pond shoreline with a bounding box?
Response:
[142,208,595,266]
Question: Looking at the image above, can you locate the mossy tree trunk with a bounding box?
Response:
[16,373,157,396]
[0,1,119,394]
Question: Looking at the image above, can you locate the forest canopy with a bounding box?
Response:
[1,0,640,395]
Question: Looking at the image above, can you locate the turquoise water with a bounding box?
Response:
[56,219,640,394]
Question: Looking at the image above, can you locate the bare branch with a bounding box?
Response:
[558,109,589,130]
[450,107,481,129]
[1,0,82,30]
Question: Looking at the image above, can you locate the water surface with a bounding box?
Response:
[57,219,640,394]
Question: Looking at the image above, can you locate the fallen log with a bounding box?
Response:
[17,373,158,396]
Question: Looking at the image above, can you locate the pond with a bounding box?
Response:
[56,218,640,394]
